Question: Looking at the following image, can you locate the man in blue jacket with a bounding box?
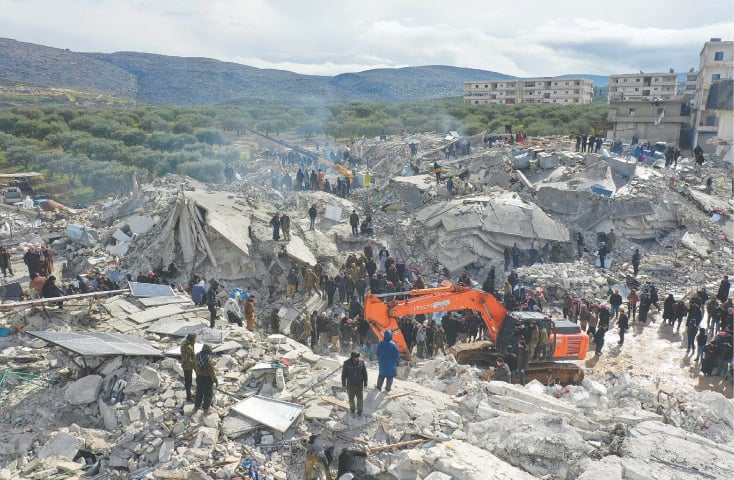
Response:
[376,330,400,393]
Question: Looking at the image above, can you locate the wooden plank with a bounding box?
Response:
[320,395,350,410]
[386,392,411,400]
[369,438,430,453]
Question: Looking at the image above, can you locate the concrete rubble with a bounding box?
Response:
[0,130,731,480]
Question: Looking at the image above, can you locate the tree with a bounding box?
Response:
[178,159,225,183]
[5,145,39,169]
[195,128,226,146]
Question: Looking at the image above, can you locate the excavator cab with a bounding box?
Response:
[497,311,589,360]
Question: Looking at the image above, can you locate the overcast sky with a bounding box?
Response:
[1,0,732,77]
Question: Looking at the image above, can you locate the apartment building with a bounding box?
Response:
[606,71,688,144]
[682,68,698,105]
[606,98,688,145]
[607,72,679,102]
[692,38,734,151]
[463,77,593,105]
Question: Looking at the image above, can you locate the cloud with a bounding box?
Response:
[0,0,732,77]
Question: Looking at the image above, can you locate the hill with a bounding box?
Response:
[1,38,606,106]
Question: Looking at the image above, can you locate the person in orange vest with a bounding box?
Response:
[244,296,256,331]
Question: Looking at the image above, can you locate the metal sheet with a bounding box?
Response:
[231,395,303,433]
[129,282,175,298]
[26,331,163,357]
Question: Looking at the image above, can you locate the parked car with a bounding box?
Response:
[2,187,23,203]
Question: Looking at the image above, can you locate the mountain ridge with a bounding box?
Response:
[0,37,608,105]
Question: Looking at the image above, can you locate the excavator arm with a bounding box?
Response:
[363,284,507,359]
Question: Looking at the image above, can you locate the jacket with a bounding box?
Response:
[493,363,512,383]
[194,350,218,383]
[342,354,368,388]
[376,330,400,377]
[180,341,196,370]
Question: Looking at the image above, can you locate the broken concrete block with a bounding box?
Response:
[64,375,103,405]
[98,398,118,431]
[158,439,175,463]
[38,432,80,460]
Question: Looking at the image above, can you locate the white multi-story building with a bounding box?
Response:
[682,68,699,105]
[606,71,688,144]
[463,77,593,105]
[692,38,734,151]
[607,72,679,102]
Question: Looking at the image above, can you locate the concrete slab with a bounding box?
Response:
[126,215,156,235]
[146,317,208,337]
[128,304,185,324]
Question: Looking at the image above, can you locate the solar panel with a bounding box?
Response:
[26,331,163,357]
[129,282,176,298]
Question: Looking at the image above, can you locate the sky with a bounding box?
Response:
[1,0,733,77]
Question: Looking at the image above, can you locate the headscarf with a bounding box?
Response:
[197,344,212,369]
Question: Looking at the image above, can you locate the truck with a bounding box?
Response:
[363,281,589,384]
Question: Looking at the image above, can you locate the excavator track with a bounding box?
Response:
[449,341,584,385]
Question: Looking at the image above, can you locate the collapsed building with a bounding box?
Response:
[0,129,732,480]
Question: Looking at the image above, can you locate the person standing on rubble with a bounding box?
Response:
[492,357,512,383]
[617,309,629,346]
[206,281,220,328]
[23,246,41,277]
[0,246,12,278]
[270,213,281,241]
[224,163,234,184]
[349,210,359,236]
[308,204,317,231]
[280,213,291,241]
[606,229,616,251]
[39,245,54,276]
[244,296,256,331]
[717,275,730,303]
[632,249,641,276]
[342,351,368,418]
[192,344,218,414]
[609,290,623,319]
[575,232,584,258]
[598,242,609,269]
[376,329,400,393]
[511,243,521,268]
[516,341,530,385]
[446,176,454,198]
[180,333,196,402]
[694,145,704,166]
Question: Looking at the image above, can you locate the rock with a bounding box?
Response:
[158,439,175,463]
[64,375,103,405]
[38,432,80,460]
[98,398,118,431]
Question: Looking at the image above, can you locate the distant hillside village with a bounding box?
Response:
[464,38,733,161]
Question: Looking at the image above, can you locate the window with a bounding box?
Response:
[629,108,636,115]
[636,78,641,82]
[623,79,628,83]
[712,73,721,81]
[657,108,665,114]
[705,116,716,126]
[714,51,724,61]
[635,88,639,91]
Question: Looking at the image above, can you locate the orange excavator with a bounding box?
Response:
[363,281,589,384]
